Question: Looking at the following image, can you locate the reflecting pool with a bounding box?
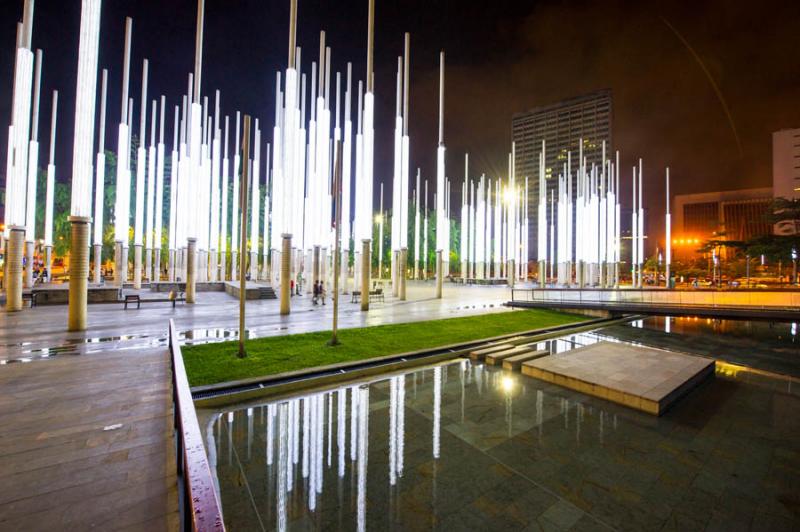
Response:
[200,319,800,531]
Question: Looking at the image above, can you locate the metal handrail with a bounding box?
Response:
[169,319,226,532]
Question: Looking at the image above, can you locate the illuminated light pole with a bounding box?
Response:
[598,143,607,287]
[45,90,59,283]
[637,158,644,288]
[92,70,106,284]
[506,146,516,287]
[475,176,485,279]
[391,55,402,296]
[261,143,270,281]
[536,145,546,286]
[414,170,420,280]
[359,0,376,311]
[398,33,411,302]
[378,184,384,280]
[145,99,156,283]
[341,63,353,293]
[24,48,42,289]
[114,18,132,287]
[154,96,165,282]
[209,91,221,282]
[665,167,671,288]
[68,0,102,331]
[423,178,429,279]
[493,179,501,279]
[5,2,35,311]
[231,111,240,282]
[435,49,446,302]
[167,105,179,281]
[466,179,476,279]
[614,151,621,288]
[279,0,299,315]
[133,59,148,290]
[220,114,229,280]
[460,154,468,282]
[186,0,206,303]
[249,122,261,281]
[631,166,638,288]
[549,190,555,281]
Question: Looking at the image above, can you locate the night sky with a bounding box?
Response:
[2,0,799,246]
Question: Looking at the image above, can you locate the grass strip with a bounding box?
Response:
[183,309,586,387]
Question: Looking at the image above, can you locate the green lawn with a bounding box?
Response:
[183,309,586,387]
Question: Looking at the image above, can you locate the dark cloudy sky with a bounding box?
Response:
[2,0,799,245]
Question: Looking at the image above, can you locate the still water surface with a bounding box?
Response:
[201,318,800,531]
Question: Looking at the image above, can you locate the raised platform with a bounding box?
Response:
[30,284,121,305]
[521,341,714,415]
[224,281,277,300]
[150,281,225,293]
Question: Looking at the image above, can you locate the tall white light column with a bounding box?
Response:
[24,48,42,289]
[45,90,58,283]
[114,17,132,286]
[434,50,445,298]
[68,0,102,331]
[92,70,106,284]
[154,96,165,281]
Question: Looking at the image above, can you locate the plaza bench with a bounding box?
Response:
[350,289,384,303]
[124,293,186,309]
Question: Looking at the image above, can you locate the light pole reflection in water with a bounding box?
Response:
[388,375,406,486]
[357,386,369,532]
[433,366,442,459]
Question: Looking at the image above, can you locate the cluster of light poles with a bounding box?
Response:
[3,0,680,334]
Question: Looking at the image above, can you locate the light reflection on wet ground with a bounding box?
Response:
[201,320,800,531]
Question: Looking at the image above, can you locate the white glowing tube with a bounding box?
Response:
[637,159,644,265]
[93,69,107,246]
[231,111,240,253]
[134,60,148,245]
[210,97,220,253]
[155,96,165,251]
[187,101,202,240]
[44,90,59,247]
[25,48,42,242]
[665,167,671,269]
[220,115,229,255]
[8,47,33,229]
[353,82,364,242]
[342,64,353,251]
[168,105,179,251]
[391,57,402,254]
[537,143,547,262]
[283,67,298,239]
[70,0,101,218]
[251,124,261,253]
[145,102,156,250]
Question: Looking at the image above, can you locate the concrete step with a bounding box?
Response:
[469,343,515,361]
[258,286,277,299]
[502,349,550,371]
[485,344,540,365]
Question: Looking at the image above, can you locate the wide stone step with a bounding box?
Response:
[502,349,550,371]
[485,344,540,365]
[469,342,516,361]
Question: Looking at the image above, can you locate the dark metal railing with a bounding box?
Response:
[169,319,226,532]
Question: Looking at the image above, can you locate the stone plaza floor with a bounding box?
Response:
[0,281,514,363]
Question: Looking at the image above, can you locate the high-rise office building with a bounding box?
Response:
[772,128,799,235]
[512,89,613,260]
[773,128,800,201]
